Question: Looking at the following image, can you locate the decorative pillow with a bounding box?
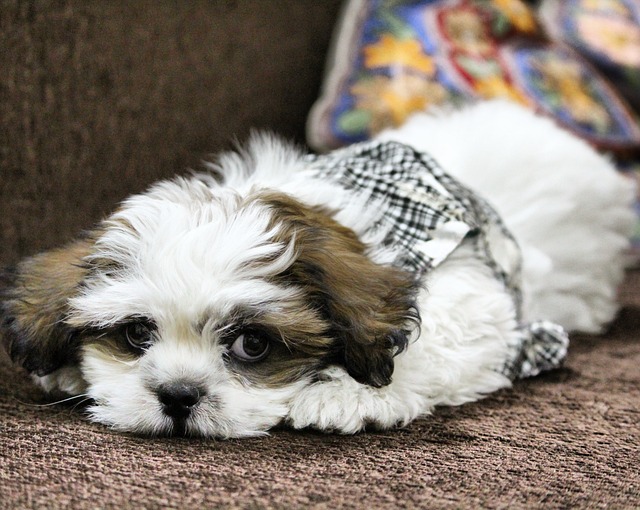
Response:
[540,0,640,114]
[307,0,640,153]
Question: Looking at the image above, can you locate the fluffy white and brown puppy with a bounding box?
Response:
[1,101,634,438]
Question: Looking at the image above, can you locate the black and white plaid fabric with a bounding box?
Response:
[305,141,568,380]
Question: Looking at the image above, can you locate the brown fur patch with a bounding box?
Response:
[220,303,334,387]
[250,191,420,388]
[0,238,94,375]
[82,331,142,364]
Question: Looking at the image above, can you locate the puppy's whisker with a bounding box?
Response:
[15,393,92,407]
[59,396,95,414]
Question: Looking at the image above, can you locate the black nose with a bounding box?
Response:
[156,382,203,419]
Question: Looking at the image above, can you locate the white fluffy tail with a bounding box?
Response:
[378,100,636,333]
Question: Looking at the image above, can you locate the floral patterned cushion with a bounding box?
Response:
[540,0,640,114]
[307,0,640,154]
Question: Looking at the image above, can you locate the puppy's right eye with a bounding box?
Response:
[124,322,154,352]
[230,332,270,362]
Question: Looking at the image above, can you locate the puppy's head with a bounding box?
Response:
[1,172,419,437]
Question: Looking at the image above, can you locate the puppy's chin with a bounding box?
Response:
[1,166,419,437]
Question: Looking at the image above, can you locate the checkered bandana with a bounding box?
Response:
[305,141,568,380]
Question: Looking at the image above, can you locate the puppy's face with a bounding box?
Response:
[1,177,418,437]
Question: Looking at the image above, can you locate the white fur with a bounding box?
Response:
[377,100,635,332]
[40,101,635,437]
[287,244,518,432]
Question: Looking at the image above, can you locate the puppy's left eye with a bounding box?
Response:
[230,332,270,362]
[124,322,154,352]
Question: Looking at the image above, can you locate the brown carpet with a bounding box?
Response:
[1,1,639,508]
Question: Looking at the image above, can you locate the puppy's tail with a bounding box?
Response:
[378,100,636,333]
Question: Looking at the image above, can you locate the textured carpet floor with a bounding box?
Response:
[1,270,638,509]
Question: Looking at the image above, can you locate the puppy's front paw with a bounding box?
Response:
[286,367,389,434]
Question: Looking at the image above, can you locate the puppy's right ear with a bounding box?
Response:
[0,239,92,375]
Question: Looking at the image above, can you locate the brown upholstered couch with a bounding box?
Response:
[1,2,638,507]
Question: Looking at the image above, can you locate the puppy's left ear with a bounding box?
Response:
[265,193,420,388]
[0,239,92,375]
[320,254,420,388]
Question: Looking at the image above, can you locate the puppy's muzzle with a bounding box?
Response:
[156,382,203,420]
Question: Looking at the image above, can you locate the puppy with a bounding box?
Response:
[1,101,634,438]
